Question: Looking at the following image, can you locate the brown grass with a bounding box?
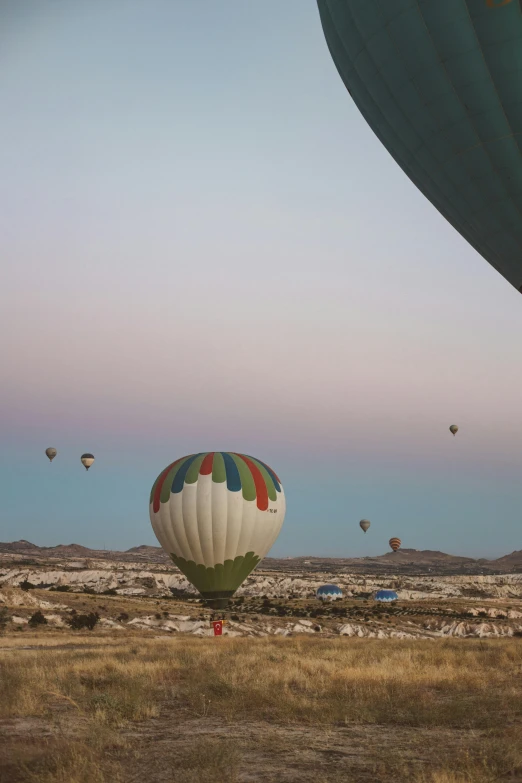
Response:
[1,635,521,782]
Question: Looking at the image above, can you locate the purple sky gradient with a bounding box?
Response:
[1,1,522,558]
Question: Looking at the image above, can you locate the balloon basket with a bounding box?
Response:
[201,591,234,611]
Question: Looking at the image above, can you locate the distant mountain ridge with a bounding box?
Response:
[0,540,521,573]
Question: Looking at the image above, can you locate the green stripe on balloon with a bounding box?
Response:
[245,455,277,501]
[229,453,256,501]
[160,456,190,504]
[184,453,206,484]
[212,451,226,483]
[151,457,180,506]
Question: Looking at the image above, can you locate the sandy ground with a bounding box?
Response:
[2,703,501,783]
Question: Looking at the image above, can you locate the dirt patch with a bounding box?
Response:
[0,709,495,783]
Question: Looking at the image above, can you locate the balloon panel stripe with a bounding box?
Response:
[212,451,226,483]
[152,457,183,512]
[222,452,242,492]
[235,454,269,511]
[160,461,188,505]
[171,454,201,494]
[199,452,214,475]
[184,453,207,484]
[228,453,256,501]
[245,455,277,502]
[248,456,281,489]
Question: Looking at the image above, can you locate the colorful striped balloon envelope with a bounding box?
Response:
[149,452,286,608]
[389,538,402,552]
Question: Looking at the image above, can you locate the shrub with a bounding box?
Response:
[28,611,47,627]
[0,607,10,634]
[169,588,193,598]
[68,612,100,631]
[19,580,37,591]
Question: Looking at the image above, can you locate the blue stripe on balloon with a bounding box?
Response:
[171,453,202,494]
[246,455,281,493]
[222,452,241,492]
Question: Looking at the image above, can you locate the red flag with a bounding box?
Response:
[212,621,223,636]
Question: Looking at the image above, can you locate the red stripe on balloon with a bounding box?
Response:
[236,454,269,511]
[152,458,182,514]
[199,452,214,475]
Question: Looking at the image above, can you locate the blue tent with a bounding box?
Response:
[375,589,399,603]
[316,584,343,601]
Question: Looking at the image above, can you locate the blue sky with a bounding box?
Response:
[1,1,522,559]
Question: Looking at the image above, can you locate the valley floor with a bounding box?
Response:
[1,630,521,783]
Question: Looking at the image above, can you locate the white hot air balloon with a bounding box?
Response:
[149,452,286,608]
[81,453,95,471]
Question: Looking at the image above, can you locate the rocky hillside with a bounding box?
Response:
[1,578,521,640]
[2,541,521,574]
[1,558,521,601]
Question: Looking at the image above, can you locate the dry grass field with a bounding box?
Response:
[1,633,521,783]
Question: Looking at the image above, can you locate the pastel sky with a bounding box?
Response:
[1,1,522,559]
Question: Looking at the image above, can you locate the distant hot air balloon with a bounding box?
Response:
[449,425,459,436]
[317,1,522,295]
[81,453,95,471]
[389,538,401,552]
[375,589,399,603]
[360,519,370,533]
[45,448,57,463]
[316,584,343,602]
[149,452,286,609]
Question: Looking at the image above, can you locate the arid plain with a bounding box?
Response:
[1,541,522,782]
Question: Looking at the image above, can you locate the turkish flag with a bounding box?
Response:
[212,621,223,636]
